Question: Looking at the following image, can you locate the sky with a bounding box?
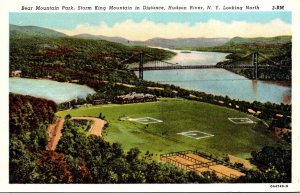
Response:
[9,12,291,41]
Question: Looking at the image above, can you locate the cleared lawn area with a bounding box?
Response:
[57,98,279,160]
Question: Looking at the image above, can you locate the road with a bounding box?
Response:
[46,116,105,150]
[46,118,65,151]
[71,116,106,136]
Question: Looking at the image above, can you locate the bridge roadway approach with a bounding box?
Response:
[130,64,273,71]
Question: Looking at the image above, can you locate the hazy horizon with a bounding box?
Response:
[10,12,291,41]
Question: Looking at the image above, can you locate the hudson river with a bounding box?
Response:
[140,48,291,104]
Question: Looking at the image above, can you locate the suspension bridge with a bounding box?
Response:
[120,51,290,80]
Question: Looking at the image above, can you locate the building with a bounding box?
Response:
[10,70,22,77]
[114,92,157,104]
[92,99,106,105]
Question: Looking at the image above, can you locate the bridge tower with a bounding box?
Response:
[139,52,144,80]
[252,51,259,80]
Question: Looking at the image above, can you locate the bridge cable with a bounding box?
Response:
[119,54,138,64]
[257,52,280,66]
[154,78,252,83]
[144,53,179,66]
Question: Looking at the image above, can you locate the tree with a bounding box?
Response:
[9,135,40,183]
[126,147,140,162]
[65,156,92,183]
[29,124,49,151]
[98,112,105,120]
[249,146,291,183]
[37,151,73,183]
[65,114,72,120]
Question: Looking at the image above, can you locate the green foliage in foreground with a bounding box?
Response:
[57,98,281,160]
[237,146,291,183]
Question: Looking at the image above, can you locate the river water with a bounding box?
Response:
[140,49,291,104]
[9,78,95,103]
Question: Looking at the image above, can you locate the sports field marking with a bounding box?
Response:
[177,130,214,140]
[228,118,256,124]
[128,117,163,124]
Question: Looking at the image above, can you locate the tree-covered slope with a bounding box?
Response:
[9,25,175,85]
[226,36,291,45]
[10,24,67,38]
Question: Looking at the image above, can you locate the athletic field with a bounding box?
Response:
[57,98,278,160]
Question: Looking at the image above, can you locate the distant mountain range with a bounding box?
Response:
[73,34,230,48]
[135,37,230,48]
[73,34,131,44]
[9,24,291,48]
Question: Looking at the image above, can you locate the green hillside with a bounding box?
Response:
[10,24,67,38]
[9,25,175,84]
[226,36,291,45]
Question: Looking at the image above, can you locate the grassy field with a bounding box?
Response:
[57,98,280,160]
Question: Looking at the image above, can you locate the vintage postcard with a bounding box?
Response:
[1,0,300,192]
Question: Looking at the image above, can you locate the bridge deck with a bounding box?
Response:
[130,64,273,71]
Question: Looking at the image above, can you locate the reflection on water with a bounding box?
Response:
[282,93,291,105]
[167,50,229,66]
[251,80,257,96]
[141,49,291,104]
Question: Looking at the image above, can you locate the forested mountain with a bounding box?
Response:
[226,36,291,45]
[10,24,291,50]
[10,24,67,38]
[9,25,175,86]
[139,37,229,48]
[73,34,131,44]
[74,35,230,48]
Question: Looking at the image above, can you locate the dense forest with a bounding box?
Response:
[10,35,175,83]
[10,94,56,182]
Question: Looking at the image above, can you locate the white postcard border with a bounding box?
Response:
[1,0,299,192]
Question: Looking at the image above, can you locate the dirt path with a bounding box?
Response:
[46,116,105,151]
[46,118,65,151]
[71,116,106,137]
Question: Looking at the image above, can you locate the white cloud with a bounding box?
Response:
[55,19,291,41]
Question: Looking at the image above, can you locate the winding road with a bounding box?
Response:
[46,116,106,150]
